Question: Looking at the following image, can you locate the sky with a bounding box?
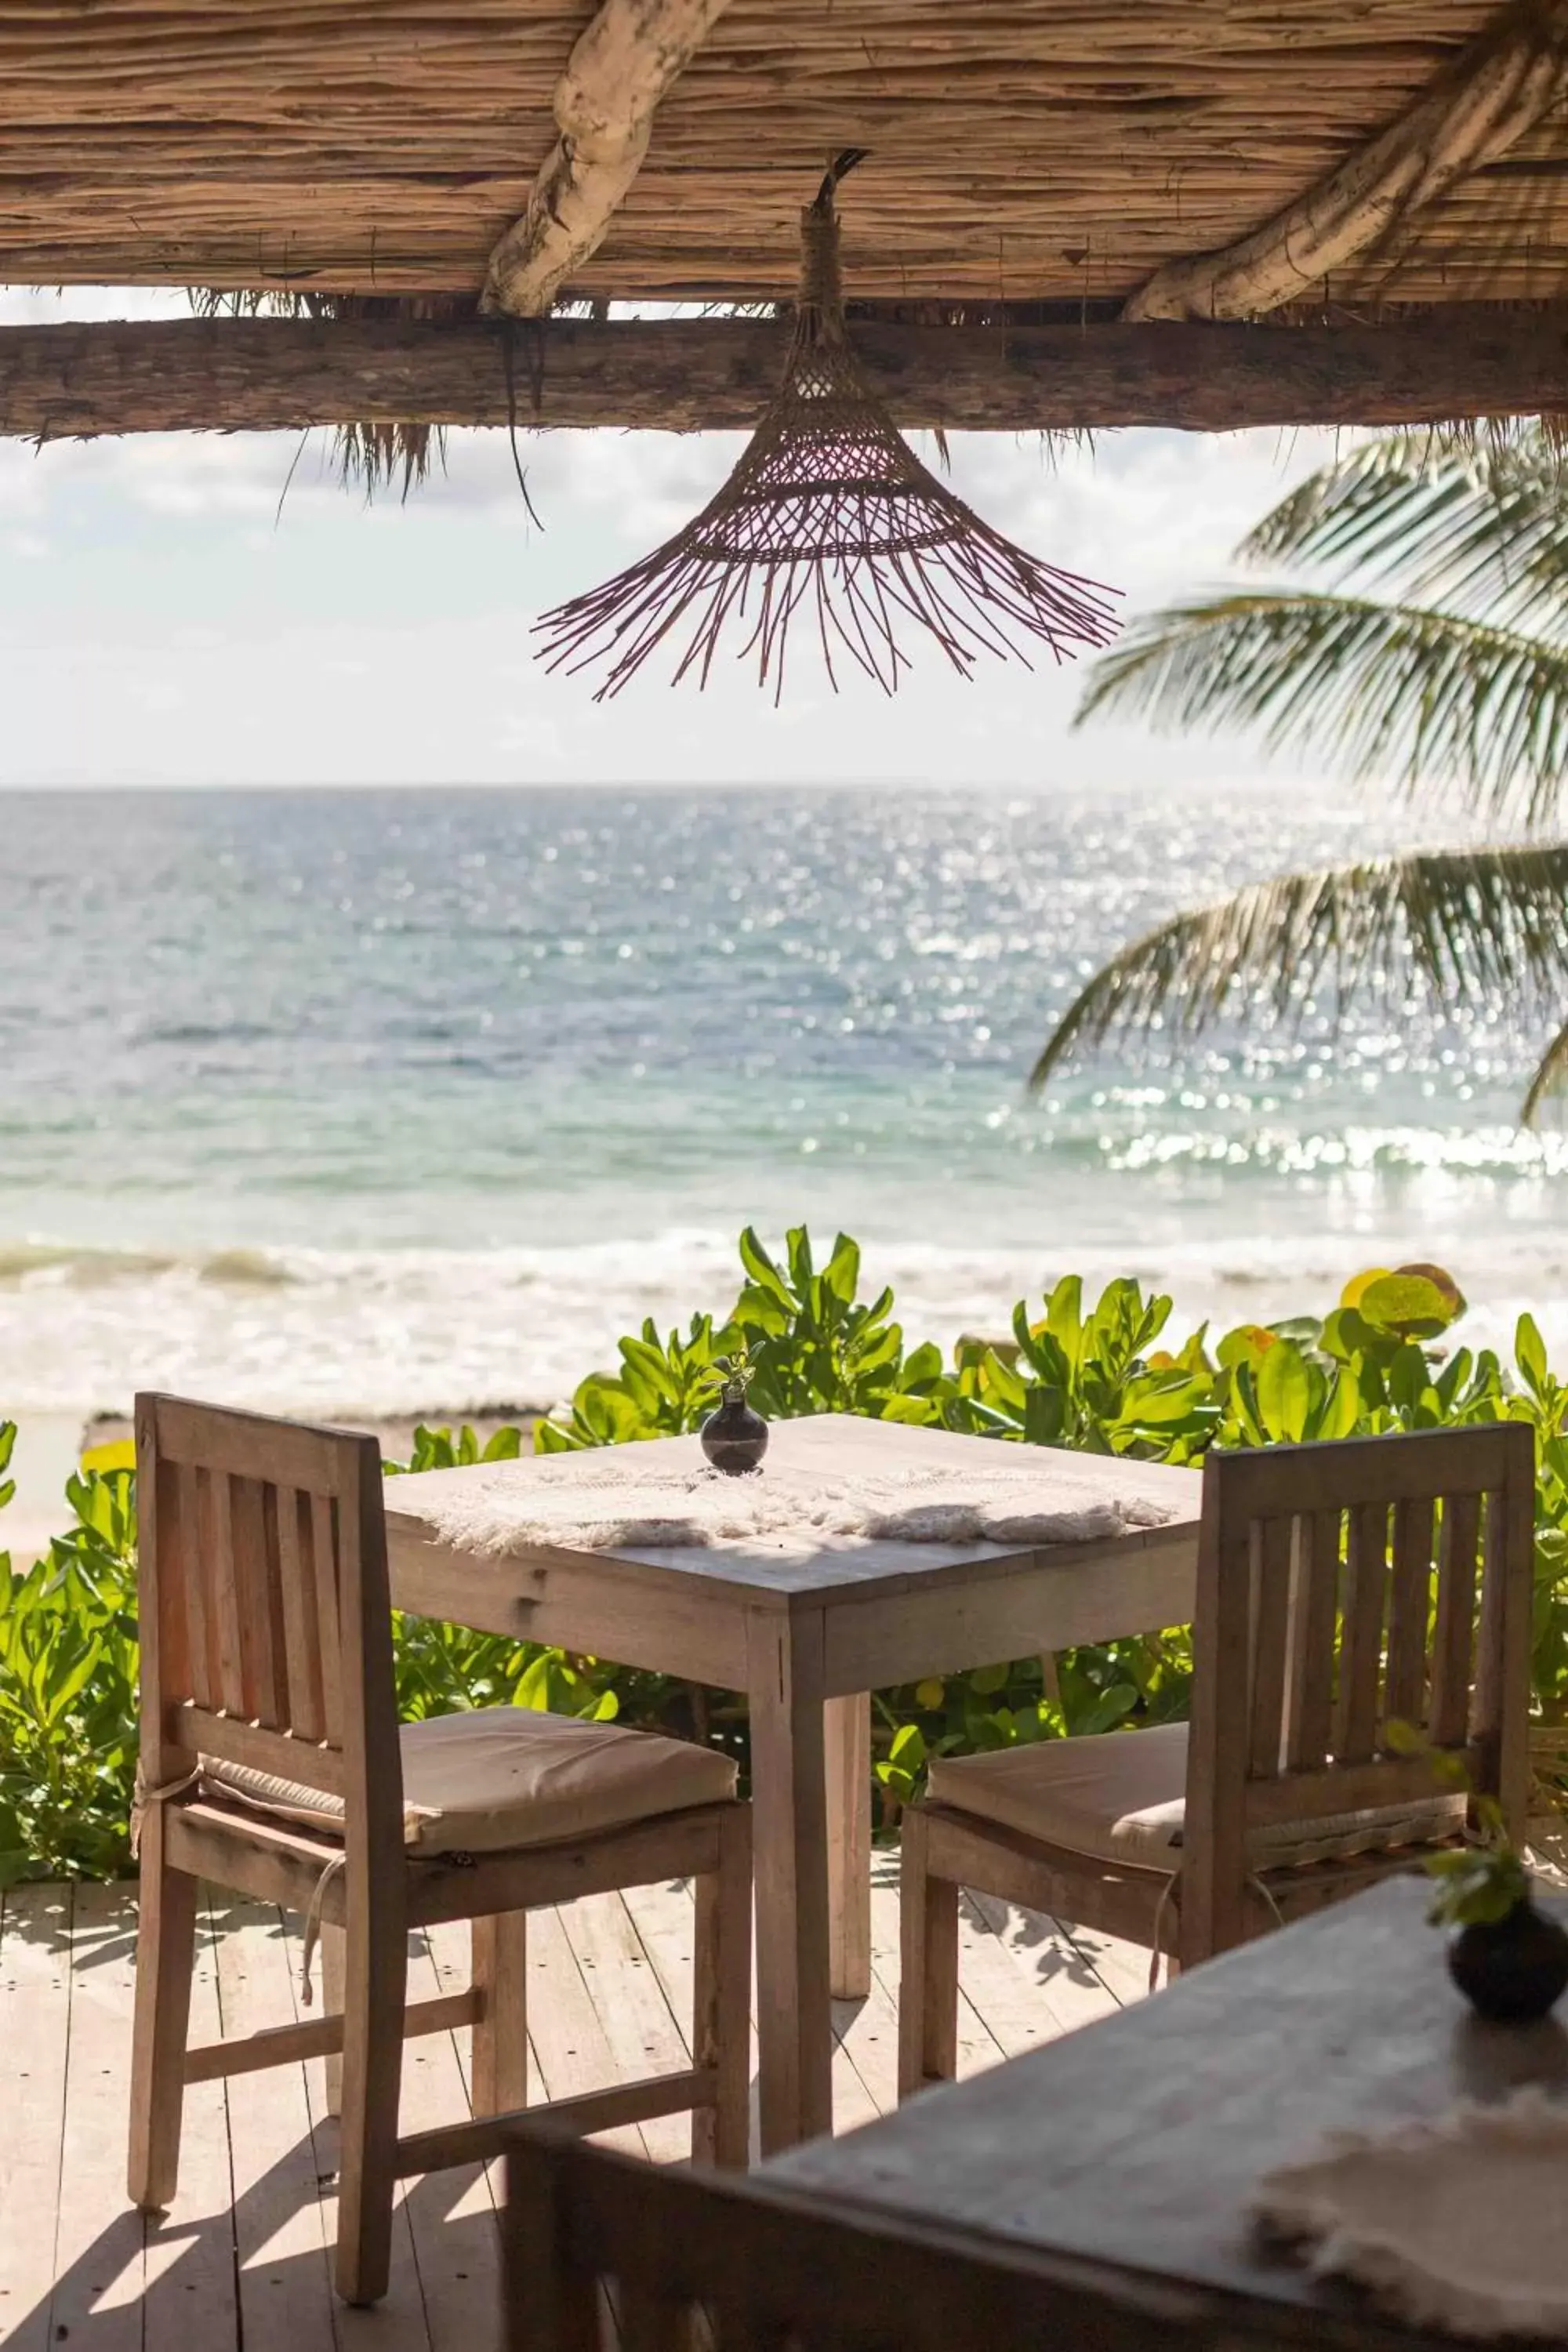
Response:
[0,285,1357,789]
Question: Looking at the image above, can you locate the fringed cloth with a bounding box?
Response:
[1253,2092,1568,2338]
[419,1451,1175,1559]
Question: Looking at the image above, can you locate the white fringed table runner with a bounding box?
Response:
[420,1449,1176,1557]
[1252,2090,1568,2339]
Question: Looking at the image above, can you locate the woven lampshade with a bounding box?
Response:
[534,190,1120,699]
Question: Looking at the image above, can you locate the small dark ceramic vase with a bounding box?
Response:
[1448,1899,1568,2024]
[700,1387,769,1476]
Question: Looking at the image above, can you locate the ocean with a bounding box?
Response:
[2,782,1565,1422]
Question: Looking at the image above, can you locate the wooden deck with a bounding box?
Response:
[0,1852,1150,2352]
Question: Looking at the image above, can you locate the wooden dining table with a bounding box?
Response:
[765,1876,1568,2348]
[383,1410,1200,2151]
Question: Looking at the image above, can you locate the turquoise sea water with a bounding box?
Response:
[2,782,1565,1416]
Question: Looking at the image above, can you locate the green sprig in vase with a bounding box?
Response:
[1391,1721,1568,2024]
[700,1348,768,1477]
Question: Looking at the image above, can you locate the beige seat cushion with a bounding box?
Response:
[926,1720,1462,1872]
[200,1706,737,1856]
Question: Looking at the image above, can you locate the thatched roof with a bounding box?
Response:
[3,0,1565,305]
[4,0,1568,444]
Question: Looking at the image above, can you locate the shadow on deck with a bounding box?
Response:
[0,1856,1143,2352]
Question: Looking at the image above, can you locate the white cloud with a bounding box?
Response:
[0,287,194,325]
[0,292,1359,787]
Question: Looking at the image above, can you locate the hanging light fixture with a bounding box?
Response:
[535,158,1120,700]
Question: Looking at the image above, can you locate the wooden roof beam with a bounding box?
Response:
[1125,0,1568,322]
[481,0,735,318]
[6,310,1568,439]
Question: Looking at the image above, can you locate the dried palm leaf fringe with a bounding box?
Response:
[193,289,459,498]
[534,192,1120,699]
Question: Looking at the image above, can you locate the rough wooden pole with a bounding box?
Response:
[1125,0,1568,321]
[5,312,1568,440]
[481,0,735,318]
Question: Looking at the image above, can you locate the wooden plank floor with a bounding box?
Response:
[0,1852,1149,2352]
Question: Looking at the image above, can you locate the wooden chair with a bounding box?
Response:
[899,1422,1535,2100]
[501,2118,1224,2352]
[127,1394,752,2305]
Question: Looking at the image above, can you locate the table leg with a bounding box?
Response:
[746,1606,833,2154]
[825,1693,872,2000]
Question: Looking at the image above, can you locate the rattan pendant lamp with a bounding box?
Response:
[535,159,1120,700]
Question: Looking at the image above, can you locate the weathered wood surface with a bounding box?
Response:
[387,1413,1194,1617]
[899,1422,1535,2102]
[130,1396,750,2307]
[509,1884,1568,2352]
[1127,0,1568,319]
[775,1878,1568,2339]
[0,1860,1137,2352]
[9,312,1568,442]
[385,1411,1200,2150]
[482,0,737,318]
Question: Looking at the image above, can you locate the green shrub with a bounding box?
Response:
[0,1462,140,1883]
[535,1229,950,1450]
[2,1229,1566,1881]
[384,1423,524,1474]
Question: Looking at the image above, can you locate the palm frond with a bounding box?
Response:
[1029,840,1568,1124]
[1075,590,1568,829]
[328,419,446,501]
[1523,1010,1568,1126]
[1239,425,1568,640]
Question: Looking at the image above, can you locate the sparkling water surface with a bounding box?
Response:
[2,783,1563,1415]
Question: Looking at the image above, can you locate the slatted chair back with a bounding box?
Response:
[1184,1421,1535,1958]
[503,2123,1201,2352]
[134,1392,402,1852]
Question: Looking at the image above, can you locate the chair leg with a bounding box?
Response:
[334,1899,407,2306]
[1176,1880,1222,1973]
[321,1923,346,2119]
[127,1829,199,2210]
[691,1805,753,2169]
[898,1808,958,2100]
[471,1911,531,2118]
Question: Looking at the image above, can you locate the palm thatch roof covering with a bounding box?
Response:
[4,0,1568,434]
[2,0,1566,303]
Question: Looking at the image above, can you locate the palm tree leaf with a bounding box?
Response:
[1075,590,1568,830]
[1523,1011,1568,1126]
[1029,842,1568,1122]
[1238,426,1568,641]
